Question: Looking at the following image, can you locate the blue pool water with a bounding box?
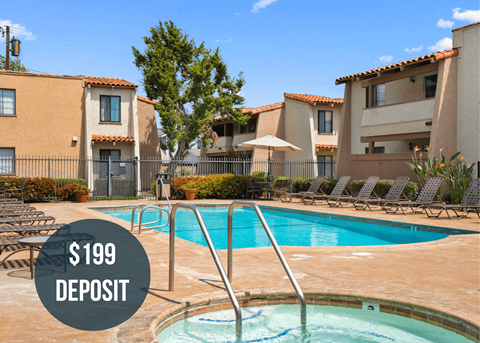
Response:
[97,206,469,249]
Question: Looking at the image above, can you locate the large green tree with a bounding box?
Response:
[0,55,27,71]
[133,21,248,159]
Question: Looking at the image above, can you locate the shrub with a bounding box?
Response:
[0,177,56,202]
[290,177,339,194]
[350,179,418,200]
[172,174,249,199]
[251,171,275,182]
[53,178,86,187]
[57,182,80,201]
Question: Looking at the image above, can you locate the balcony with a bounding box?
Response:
[206,136,234,155]
[232,133,256,153]
[361,98,435,137]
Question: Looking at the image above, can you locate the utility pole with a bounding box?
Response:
[5,26,10,70]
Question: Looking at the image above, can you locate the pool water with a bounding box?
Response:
[157,305,470,342]
[98,206,461,249]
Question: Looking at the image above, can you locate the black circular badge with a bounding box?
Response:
[34,219,150,331]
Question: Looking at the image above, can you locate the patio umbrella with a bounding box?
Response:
[239,135,301,179]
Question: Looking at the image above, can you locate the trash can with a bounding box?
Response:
[156,173,171,200]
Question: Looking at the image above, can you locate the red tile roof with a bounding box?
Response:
[215,102,284,121]
[242,102,285,115]
[284,93,343,105]
[335,49,459,84]
[92,135,135,143]
[84,76,137,88]
[452,21,480,31]
[315,144,337,149]
[137,95,159,105]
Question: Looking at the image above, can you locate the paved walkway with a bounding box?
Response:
[0,199,478,342]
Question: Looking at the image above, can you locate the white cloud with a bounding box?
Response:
[453,8,480,22]
[252,0,278,13]
[215,38,232,43]
[225,39,232,42]
[215,39,222,42]
[0,20,36,41]
[235,12,241,16]
[437,19,454,28]
[379,55,393,63]
[428,37,452,51]
[405,45,423,53]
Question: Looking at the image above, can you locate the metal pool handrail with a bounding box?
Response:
[169,203,242,343]
[228,200,307,325]
[156,177,172,209]
[131,204,170,234]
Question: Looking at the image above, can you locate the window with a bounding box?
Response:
[100,96,120,122]
[365,146,385,154]
[373,83,385,107]
[317,156,333,177]
[241,118,257,133]
[212,124,225,137]
[318,111,333,133]
[0,89,15,115]
[100,149,121,159]
[0,148,15,175]
[365,87,369,108]
[424,74,438,98]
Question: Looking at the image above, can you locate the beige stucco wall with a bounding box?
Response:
[89,88,135,137]
[284,98,316,160]
[253,107,285,159]
[0,73,85,156]
[454,24,480,164]
[312,104,341,148]
[385,71,437,105]
[361,98,434,137]
[137,99,161,158]
[350,82,368,155]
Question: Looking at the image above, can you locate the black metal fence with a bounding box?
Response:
[0,156,335,199]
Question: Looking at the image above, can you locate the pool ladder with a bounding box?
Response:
[168,201,307,343]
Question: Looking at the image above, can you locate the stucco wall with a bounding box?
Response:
[312,104,341,148]
[89,88,134,137]
[385,71,437,105]
[253,107,285,159]
[454,24,480,164]
[137,99,161,158]
[0,73,85,156]
[350,82,369,155]
[284,98,316,160]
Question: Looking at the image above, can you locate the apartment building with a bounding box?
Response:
[334,22,479,180]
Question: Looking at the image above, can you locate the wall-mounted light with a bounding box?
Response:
[113,141,116,146]
[91,140,95,146]
[72,136,78,142]
[410,76,416,83]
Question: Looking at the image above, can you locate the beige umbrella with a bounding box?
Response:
[239,135,301,178]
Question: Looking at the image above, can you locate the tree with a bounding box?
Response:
[0,55,27,72]
[133,21,249,159]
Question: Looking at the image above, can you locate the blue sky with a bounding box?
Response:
[1,0,479,108]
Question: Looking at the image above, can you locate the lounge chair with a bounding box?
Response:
[0,210,45,218]
[0,204,33,211]
[271,179,293,200]
[0,216,56,226]
[280,176,325,203]
[325,176,380,208]
[422,178,480,219]
[0,181,23,204]
[0,223,65,235]
[6,179,27,203]
[304,176,351,205]
[354,177,410,211]
[244,179,264,199]
[383,177,443,215]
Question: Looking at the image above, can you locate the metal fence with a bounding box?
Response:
[0,156,335,199]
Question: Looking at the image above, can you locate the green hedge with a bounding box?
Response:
[172,174,250,199]
[0,177,56,202]
[350,179,418,200]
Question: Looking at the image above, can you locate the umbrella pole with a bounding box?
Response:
[268,146,271,181]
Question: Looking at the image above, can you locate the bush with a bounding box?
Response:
[0,177,56,202]
[53,178,86,187]
[172,174,250,199]
[57,182,80,201]
[350,179,418,200]
[290,177,339,194]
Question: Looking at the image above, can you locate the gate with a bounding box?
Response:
[92,157,137,199]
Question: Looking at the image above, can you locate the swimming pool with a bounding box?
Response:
[157,304,472,342]
[97,205,473,249]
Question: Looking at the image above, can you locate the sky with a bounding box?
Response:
[1,0,479,109]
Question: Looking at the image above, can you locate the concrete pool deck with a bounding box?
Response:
[0,199,479,342]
